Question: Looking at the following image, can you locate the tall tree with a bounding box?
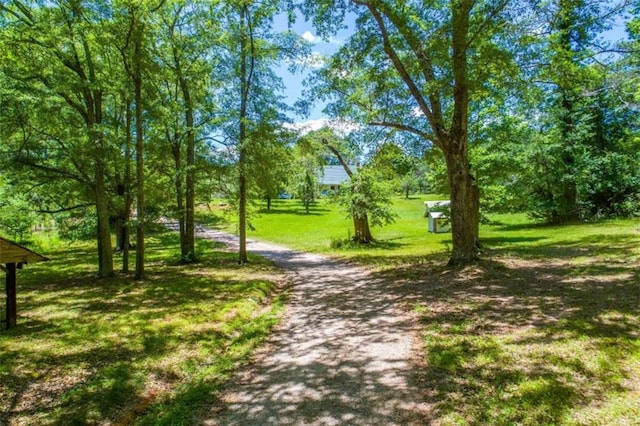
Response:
[218,0,303,264]
[151,0,216,262]
[0,0,117,277]
[133,12,146,280]
[521,0,634,222]
[301,0,519,264]
[322,137,374,242]
[237,3,251,264]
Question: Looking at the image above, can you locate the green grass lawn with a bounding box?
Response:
[3,197,638,425]
[202,195,640,425]
[0,230,287,425]
[206,196,640,266]
[207,195,453,264]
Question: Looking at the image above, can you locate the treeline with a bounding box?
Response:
[0,0,304,275]
[1,1,639,271]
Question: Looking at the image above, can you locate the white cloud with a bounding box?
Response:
[301,31,319,43]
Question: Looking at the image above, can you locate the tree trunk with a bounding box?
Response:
[174,44,196,262]
[266,197,271,211]
[557,0,579,222]
[353,213,373,243]
[321,138,375,242]
[444,145,479,265]
[172,142,187,257]
[95,155,114,277]
[122,103,133,273]
[444,1,479,266]
[183,100,196,262]
[559,90,578,221]
[91,90,114,278]
[237,5,251,265]
[134,21,145,280]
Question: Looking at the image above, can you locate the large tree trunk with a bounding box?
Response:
[444,1,479,265]
[444,144,479,265]
[95,151,114,278]
[91,90,114,278]
[76,12,113,278]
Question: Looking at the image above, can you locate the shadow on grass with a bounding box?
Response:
[484,231,640,261]
[375,251,639,424]
[0,230,285,425]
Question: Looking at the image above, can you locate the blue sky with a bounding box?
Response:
[272,12,354,126]
[273,9,633,128]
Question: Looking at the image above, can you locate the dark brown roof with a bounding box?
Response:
[0,236,48,264]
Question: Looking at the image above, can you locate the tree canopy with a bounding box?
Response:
[1,0,638,270]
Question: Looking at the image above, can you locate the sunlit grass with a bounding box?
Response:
[0,230,287,425]
[411,262,640,425]
[201,195,640,424]
[204,196,640,267]
[208,195,453,263]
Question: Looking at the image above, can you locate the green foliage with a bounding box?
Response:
[577,151,640,217]
[369,142,429,198]
[337,168,397,228]
[0,194,37,243]
[55,211,99,242]
[0,231,286,424]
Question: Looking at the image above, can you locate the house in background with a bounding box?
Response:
[319,165,357,193]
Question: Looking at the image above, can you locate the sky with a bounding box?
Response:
[271,11,355,128]
[272,8,633,129]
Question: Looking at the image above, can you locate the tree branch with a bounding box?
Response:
[38,203,94,214]
[467,0,509,48]
[357,3,434,122]
[321,138,354,178]
[369,121,433,141]
[16,157,88,184]
[365,1,446,135]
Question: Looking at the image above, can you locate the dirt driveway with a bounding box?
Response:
[195,228,430,425]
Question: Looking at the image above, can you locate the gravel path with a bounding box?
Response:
[193,227,429,425]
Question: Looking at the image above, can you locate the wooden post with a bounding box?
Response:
[6,262,17,329]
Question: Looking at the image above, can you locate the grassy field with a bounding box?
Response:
[205,196,640,265]
[0,230,287,425]
[204,195,452,264]
[3,197,638,425]
[202,195,640,425]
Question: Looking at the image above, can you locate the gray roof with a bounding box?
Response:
[320,165,356,186]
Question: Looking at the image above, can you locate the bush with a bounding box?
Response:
[578,152,640,218]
